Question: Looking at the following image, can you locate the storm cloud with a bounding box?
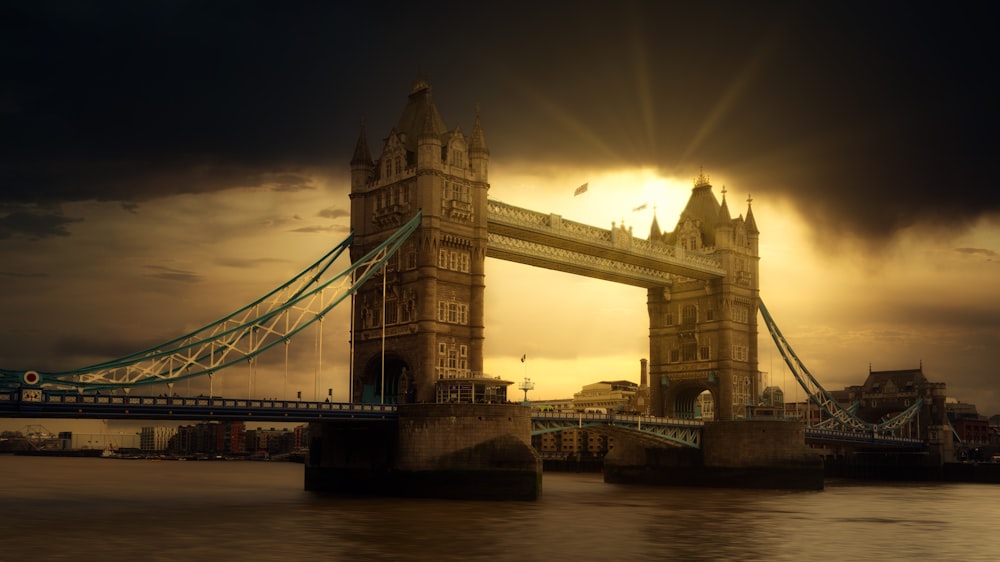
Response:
[2,2,997,244]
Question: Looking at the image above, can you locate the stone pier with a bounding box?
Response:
[604,420,824,490]
[305,403,541,500]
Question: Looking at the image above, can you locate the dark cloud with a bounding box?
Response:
[290,224,350,234]
[954,247,998,259]
[215,257,288,270]
[2,1,997,245]
[267,174,317,193]
[0,208,83,239]
[318,207,350,220]
[142,265,202,284]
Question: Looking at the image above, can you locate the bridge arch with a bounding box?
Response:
[665,381,718,421]
[358,352,412,405]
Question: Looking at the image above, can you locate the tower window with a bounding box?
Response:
[682,305,697,327]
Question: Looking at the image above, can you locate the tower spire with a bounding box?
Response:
[745,193,759,234]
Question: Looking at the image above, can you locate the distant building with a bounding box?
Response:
[246,426,301,457]
[573,380,638,413]
[168,421,245,456]
[533,427,609,461]
[530,399,574,413]
[760,386,784,408]
[139,426,176,452]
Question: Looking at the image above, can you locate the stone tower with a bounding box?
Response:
[348,78,490,404]
[646,170,760,420]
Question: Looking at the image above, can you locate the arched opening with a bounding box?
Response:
[671,385,717,421]
[359,353,412,405]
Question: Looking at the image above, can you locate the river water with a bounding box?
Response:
[1,456,998,562]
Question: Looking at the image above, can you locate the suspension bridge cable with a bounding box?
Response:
[759,298,922,434]
[1,212,423,393]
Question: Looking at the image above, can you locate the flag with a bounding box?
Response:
[520,354,526,362]
[573,183,588,196]
[632,203,648,212]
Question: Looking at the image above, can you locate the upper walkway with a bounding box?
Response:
[486,200,726,287]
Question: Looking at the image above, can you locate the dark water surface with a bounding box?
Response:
[2,456,998,561]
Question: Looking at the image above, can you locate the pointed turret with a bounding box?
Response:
[469,107,489,180]
[648,209,664,242]
[745,194,759,256]
[417,106,444,168]
[715,185,733,250]
[718,186,732,222]
[745,195,759,234]
[350,120,374,192]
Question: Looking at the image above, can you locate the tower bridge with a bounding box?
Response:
[0,78,956,498]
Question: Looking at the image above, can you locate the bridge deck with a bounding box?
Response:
[1,391,927,449]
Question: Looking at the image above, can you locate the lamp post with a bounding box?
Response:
[518,377,534,405]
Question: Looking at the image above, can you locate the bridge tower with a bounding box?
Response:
[646,172,760,421]
[348,78,492,404]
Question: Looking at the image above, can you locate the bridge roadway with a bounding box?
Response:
[1,390,926,450]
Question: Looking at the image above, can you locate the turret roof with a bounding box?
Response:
[351,120,373,166]
[395,78,447,152]
[674,170,722,246]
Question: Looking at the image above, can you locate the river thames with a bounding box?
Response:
[1,456,999,561]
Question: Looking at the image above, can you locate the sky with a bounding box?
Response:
[2,1,999,436]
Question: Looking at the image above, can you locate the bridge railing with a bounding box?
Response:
[805,427,925,447]
[0,390,399,416]
[531,410,705,427]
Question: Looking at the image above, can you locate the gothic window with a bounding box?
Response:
[400,297,414,323]
[665,308,674,326]
[733,303,750,323]
[394,156,401,175]
[384,293,398,325]
[670,349,680,363]
[699,344,711,361]
[682,342,697,362]
[682,305,697,327]
[437,301,469,325]
[438,249,471,272]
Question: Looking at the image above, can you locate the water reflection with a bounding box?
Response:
[1,458,998,562]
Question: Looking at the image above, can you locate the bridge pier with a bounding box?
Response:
[604,420,824,490]
[305,404,541,500]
